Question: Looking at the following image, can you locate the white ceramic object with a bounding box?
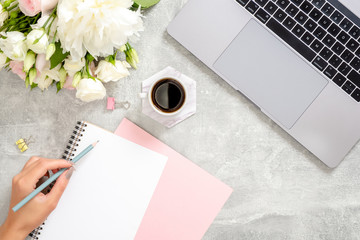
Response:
[140,66,196,128]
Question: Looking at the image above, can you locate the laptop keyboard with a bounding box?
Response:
[236,0,360,102]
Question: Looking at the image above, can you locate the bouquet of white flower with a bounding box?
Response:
[0,0,155,102]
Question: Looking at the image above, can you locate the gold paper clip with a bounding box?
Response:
[16,136,34,152]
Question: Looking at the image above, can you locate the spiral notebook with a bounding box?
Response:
[29,121,167,240]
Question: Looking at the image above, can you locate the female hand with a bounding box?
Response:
[0,157,74,240]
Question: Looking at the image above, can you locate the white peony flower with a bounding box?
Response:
[57,0,144,60]
[76,78,106,102]
[26,29,49,54]
[95,60,130,83]
[63,56,85,77]
[0,32,28,61]
[0,53,7,69]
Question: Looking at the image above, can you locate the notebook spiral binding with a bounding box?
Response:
[28,121,87,240]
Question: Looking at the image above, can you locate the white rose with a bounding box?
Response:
[95,60,130,83]
[76,78,106,102]
[0,32,27,61]
[34,62,61,90]
[35,74,53,91]
[0,53,7,69]
[42,64,61,82]
[26,29,49,54]
[64,56,85,77]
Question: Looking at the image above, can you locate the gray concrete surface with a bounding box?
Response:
[1,0,360,239]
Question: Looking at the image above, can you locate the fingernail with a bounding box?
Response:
[66,167,74,180]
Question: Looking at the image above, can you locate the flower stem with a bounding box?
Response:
[46,16,56,35]
[7,3,18,12]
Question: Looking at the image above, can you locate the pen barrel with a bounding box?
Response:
[72,145,93,164]
[12,169,66,212]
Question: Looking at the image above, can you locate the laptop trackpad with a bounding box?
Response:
[214,19,328,129]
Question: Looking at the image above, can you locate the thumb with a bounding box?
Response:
[47,167,73,203]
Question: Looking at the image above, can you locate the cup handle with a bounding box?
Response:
[139,92,147,99]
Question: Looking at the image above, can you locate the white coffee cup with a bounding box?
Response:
[139,77,187,116]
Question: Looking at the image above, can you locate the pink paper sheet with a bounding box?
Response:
[115,118,233,240]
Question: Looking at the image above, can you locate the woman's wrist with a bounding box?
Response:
[0,220,29,240]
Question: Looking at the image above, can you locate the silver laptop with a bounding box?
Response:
[168,0,360,167]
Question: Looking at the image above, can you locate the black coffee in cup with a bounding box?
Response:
[151,78,186,113]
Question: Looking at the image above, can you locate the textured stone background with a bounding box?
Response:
[1,0,360,239]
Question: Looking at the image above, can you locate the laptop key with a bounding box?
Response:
[310,39,324,52]
[309,8,322,21]
[339,18,353,32]
[321,3,334,16]
[355,48,360,58]
[328,23,341,37]
[277,0,290,9]
[329,55,342,68]
[314,27,326,40]
[333,73,346,86]
[295,11,308,24]
[283,16,296,29]
[290,0,303,6]
[285,3,299,17]
[318,16,331,29]
[266,18,316,61]
[332,42,345,55]
[292,24,305,37]
[322,34,335,47]
[312,56,327,71]
[351,88,360,102]
[330,10,344,24]
[346,39,359,52]
[350,57,360,70]
[246,1,259,14]
[312,0,325,9]
[302,31,315,45]
[338,62,351,75]
[264,1,278,14]
[349,26,360,40]
[255,8,271,23]
[300,1,313,13]
[319,47,333,60]
[304,19,316,32]
[337,31,350,44]
[342,81,355,94]
[255,0,268,7]
[348,70,360,87]
[340,49,354,63]
[274,9,287,22]
[324,65,337,79]
[236,0,250,6]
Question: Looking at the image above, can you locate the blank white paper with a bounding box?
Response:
[39,122,167,240]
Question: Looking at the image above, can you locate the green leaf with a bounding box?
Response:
[30,83,38,90]
[56,81,62,93]
[132,0,160,9]
[50,41,69,69]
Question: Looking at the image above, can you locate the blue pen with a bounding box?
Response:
[12,141,99,212]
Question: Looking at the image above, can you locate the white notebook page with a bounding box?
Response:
[39,122,167,240]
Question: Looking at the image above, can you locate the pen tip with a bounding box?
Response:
[92,140,99,147]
